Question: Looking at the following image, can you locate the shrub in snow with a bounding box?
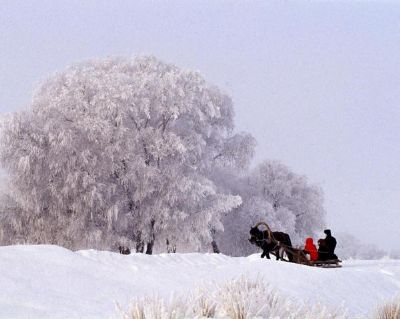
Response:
[216,276,346,319]
[216,275,284,319]
[121,276,347,319]
[374,296,400,319]
[192,289,217,318]
[121,295,193,319]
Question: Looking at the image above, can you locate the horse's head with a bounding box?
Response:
[249,226,262,244]
[249,225,273,245]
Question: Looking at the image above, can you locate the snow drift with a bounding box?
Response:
[0,245,399,318]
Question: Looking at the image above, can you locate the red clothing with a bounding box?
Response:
[304,237,318,261]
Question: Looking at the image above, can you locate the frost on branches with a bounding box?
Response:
[216,160,326,256]
[0,55,327,255]
[0,56,248,252]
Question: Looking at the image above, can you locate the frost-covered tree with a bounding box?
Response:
[0,56,246,252]
[335,232,386,260]
[389,249,400,259]
[201,132,256,253]
[252,161,326,238]
[217,160,326,256]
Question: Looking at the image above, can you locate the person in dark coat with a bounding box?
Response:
[323,229,338,260]
[317,239,329,261]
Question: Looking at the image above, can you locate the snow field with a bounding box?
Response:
[0,245,399,318]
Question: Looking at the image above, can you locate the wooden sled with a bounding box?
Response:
[281,245,342,268]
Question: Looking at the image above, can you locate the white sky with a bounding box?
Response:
[1,1,399,250]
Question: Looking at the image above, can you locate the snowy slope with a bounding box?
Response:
[0,245,399,319]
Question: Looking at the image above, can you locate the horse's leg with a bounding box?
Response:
[289,251,294,262]
[279,248,285,261]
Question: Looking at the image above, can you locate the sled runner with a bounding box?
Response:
[309,259,342,268]
[252,222,342,268]
[289,247,342,268]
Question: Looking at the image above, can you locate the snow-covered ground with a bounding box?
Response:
[0,245,399,318]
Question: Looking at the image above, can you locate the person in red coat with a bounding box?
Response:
[304,237,319,261]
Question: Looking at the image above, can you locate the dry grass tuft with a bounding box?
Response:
[374,297,400,319]
[216,275,280,319]
[122,295,192,319]
[193,289,217,318]
[121,275,349,319]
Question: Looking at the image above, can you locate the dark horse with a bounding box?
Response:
[249,223,293,262]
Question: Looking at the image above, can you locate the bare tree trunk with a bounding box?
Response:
[136,241,144,253]
[166,239,177,253]
[210,227,220,254]
[166,239,171,253]
[135,231,145,253]
[145,219,155,255]
[211,240,220,254]
[145,241,154,255]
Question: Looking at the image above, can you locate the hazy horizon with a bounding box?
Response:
[1,1,399,251]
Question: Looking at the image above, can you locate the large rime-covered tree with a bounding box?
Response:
[0,56,245,252]
[217,160,326,256]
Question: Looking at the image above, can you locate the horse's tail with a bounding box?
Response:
[287,238,294,262]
